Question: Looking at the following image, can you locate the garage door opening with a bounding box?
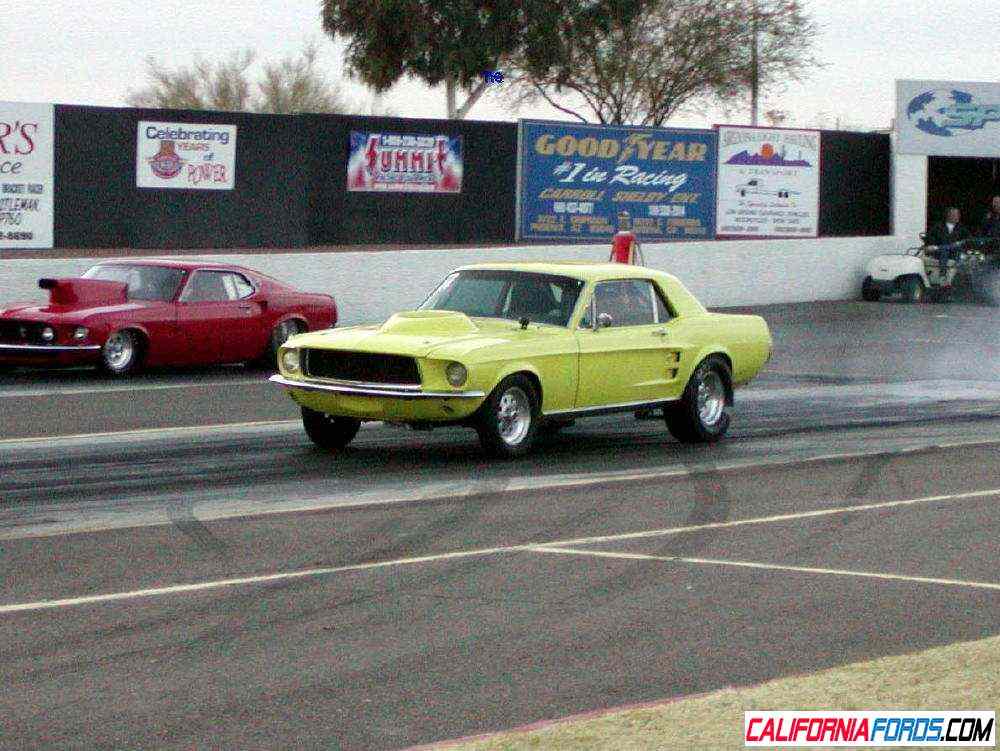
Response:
[926,156,1000,238]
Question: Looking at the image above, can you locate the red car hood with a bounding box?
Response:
[1,278,156,322]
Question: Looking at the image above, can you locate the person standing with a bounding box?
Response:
[926,206,970,277]
[981,195,1000,239]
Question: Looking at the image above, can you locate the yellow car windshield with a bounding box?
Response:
[420,270,584,327]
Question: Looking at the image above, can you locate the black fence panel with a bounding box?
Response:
[51,104,887,249]
[301,114,517,245]
[818,130,892,237]
[54,105,310,249]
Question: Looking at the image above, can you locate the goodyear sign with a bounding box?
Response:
[517,120,717,241]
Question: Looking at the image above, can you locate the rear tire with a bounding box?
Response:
[665,356,732,444]
[476,374,539,458]
[101,329,142,376]
[899,276,924,304]
[861,276,881,302]
[259,319,303,369]
[302,407,360,451]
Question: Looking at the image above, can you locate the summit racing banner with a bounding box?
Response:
[0,101,54,249]
[516,120,717,241]
[136,121,237,190]
[716,125,820,239]
[347,131,463,193]
[745,711,996,747]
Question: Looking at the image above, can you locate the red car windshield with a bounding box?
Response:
[83,265,185,302]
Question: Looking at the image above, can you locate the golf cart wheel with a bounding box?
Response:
[861,276,881,302]
[899,276,924,304]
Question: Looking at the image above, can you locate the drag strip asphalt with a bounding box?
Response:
[1,444,998,750]
[2,300,999,750]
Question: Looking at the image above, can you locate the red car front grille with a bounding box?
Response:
[0,320,49,345]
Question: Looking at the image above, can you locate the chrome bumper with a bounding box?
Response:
[269,374,485,400]
[0,343,101,352]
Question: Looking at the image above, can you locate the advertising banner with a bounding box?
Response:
[897,79,1000,157]
[0,101,54,249]
[136,121,237,190]
[517,120,717,241]
[347,131,463,192]
[715,125,820,238]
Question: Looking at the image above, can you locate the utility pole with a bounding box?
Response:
[750,0,759,126]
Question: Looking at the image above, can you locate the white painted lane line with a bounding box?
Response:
[0,545,516,615]
[0,420,300,446]
[0,378,267,398]
[528,547,1000,593]
[538,487,1000,549]
[4,485,1000,613]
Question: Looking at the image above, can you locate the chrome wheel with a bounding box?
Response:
[496,386,531,446]
[697,370,726,427]
[103,331,135,372]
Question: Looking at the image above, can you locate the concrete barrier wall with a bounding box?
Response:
[0,235,903,326]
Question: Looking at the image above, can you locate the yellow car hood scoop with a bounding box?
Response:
[378,310,479,337]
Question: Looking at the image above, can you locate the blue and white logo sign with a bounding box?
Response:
[898,79,1000,156]
[907,88,1000,136]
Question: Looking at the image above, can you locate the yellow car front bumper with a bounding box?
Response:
[269,374,486,422]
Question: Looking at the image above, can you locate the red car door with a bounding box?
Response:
[176,270,264,364]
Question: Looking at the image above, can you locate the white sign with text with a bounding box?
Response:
[136,121,237,190]
[0,101,55,249]
[716,125,820,239]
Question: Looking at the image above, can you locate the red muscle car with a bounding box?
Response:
[0,260,337,375]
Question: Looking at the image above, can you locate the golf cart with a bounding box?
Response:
[861,236,1000,305]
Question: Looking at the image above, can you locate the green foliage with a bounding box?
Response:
[321,0,649,117]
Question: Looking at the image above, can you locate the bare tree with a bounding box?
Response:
[505,0,818,126]
[128,44,351,114]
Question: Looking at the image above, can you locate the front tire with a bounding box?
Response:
[665,356,732,444]
[101,329,142,376]
[476,374,539,458]
[302,407,360,451]
[899,276,924,303]
[861,276,881,302]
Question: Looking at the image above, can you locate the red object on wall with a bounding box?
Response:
[609,231,644,265]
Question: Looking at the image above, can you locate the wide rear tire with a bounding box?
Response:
[476,374,539,458]
[302,407,360,451]
[259,319,303,369]
[665,356,732,444]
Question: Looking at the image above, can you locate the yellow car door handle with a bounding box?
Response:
[652,329,669,337]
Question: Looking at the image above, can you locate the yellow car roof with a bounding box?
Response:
[455,261,679,283]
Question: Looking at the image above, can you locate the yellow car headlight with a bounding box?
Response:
[445,361,467,387]
[281,348,301,373]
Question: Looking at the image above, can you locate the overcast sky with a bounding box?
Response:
[8,0,999,129]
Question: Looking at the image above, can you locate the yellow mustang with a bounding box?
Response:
[270,262,772,457]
